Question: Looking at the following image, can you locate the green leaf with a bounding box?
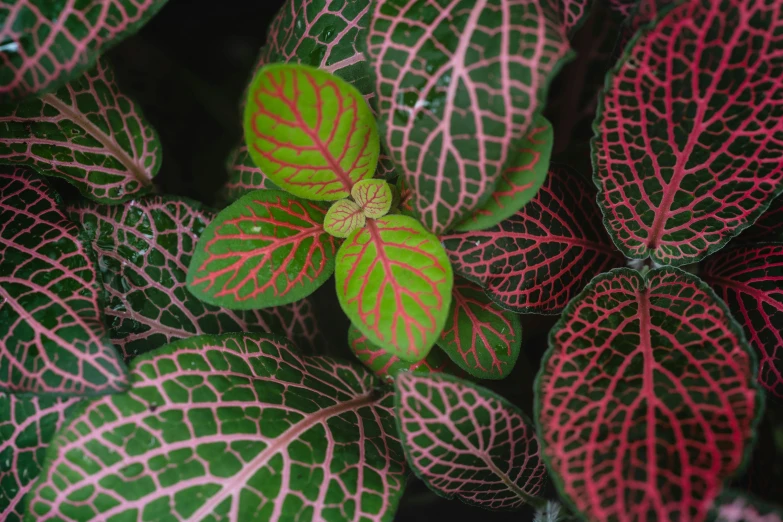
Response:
[366,0,572,233]
[336,215,453,362]
[243,64,379,201]
[0,58,161,204]
[25,333,407,522]
[394,372,547,510]
[0,0,168,101]
[71,196,323,359]
[537,267,762,521]
[0,395,81,522]
[348,324,456,381]
[187,190,338,309]
[438,277,521,380]
[324,198,365,238]
[455,116,553,232]
[352,179,393,219]
[0,167,128,396]
[222,141,280,204]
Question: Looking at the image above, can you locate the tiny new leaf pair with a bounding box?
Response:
[187,64,453,363]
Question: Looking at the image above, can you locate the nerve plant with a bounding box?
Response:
[0,0,782,521]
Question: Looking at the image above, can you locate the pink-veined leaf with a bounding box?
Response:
[712,491,783,522]
[0,395,81,522]
[336,214,453,362]
[0,58,161,204]
[455,116,553,232]
[0,167,127,396]
[547,0,592,35]
[366,0,572,234]
[443,166,624,314]
[0,0,167,101]
[537,267,760,522]
[71,196,323,359]
[348,324,455,381]
[593,0,783,266]
[437,278,521,380]
[352,179,393,219]
[702,244,783,399]
[243,64,378,201]
[738,198,783,244]
[25,333,407,522]
[221,141,280,204]
[324,198,365,238]
[187,189,338,309]
[394,372,547,510]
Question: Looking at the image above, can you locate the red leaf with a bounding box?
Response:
[443,166,624,314]
[593,0,783,265]
[538,267,760,522]
[702,244,783,399]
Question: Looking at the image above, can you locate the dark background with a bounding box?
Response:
[102,0,783,517]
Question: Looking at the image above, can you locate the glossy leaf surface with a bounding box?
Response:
[352,179,393,219]
[0,0,167,101]
[244,64,378,201]
[538,267,760,522]
[187,190,338,309]
[336,214,453,362]
[348,325,454,380]
[456,116,553,231]
[0,395,80,522]
[324,199,365,238]
[366,0,572,234]
[593,0,783,266]
[444,166,623,314]
[0,59,161,204]
[0,168,127,396]
[438,278,521,380]
[222,142,279,203]
[26,333,406,522]
[702,244,783,399]
[71,196,322,359]
[395,372,546,510]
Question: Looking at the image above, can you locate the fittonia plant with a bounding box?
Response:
[1,0,783,520]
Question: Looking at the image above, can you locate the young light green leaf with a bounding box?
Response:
[324,199,366,238]
[352,179,393,218]
[244,64,379,201]
[336,215,453,362]
[438,278,522,380]
[455,117,553,232]
[187,190,338,309]
[0,58,161,204]
[25,333,407,522]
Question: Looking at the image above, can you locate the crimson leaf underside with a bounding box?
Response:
[71,196,322,359]
[26,333,407,522]
[537,267,760,521]
[0,167,127,396]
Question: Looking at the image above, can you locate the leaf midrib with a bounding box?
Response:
[187,390,377,520]
[41,93,151,186]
